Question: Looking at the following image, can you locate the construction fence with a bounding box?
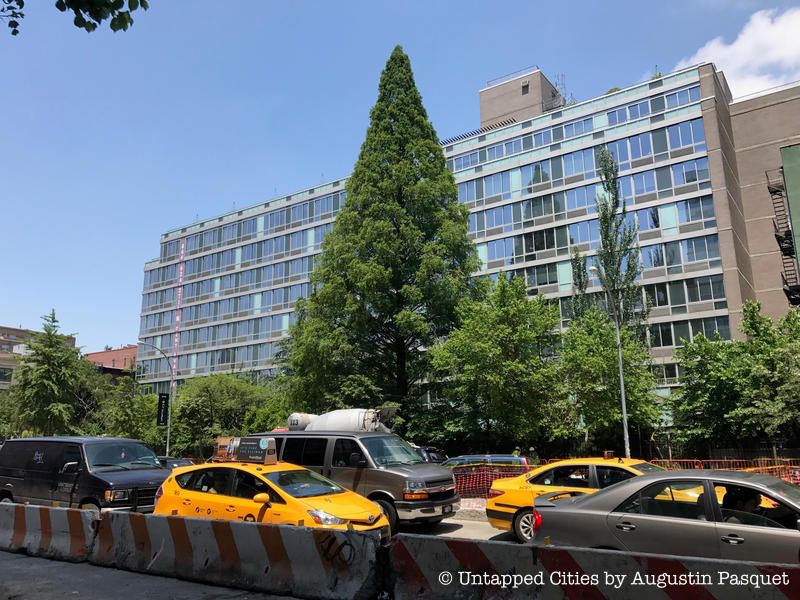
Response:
[451,458,800,498]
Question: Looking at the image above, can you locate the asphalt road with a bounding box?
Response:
[0,552,292,600]
[402,517,516,542]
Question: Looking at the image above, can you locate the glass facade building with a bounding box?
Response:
[138,63,800,394]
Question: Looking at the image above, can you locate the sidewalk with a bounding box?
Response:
[457,497,487,521]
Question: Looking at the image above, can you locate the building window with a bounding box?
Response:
[453,152,478,172]
[665,85,701,109]
[0,367,12,382]
[645,283,669,307]
[678,196,714,224]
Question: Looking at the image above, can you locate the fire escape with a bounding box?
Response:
[767,168,800,305]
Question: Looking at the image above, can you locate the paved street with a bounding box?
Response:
[0,552,292,600]
[401,518,515,542]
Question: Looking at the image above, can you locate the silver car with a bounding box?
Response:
[533,470,800,563]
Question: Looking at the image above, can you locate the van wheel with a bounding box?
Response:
[374,499,397,534]
[513,509,534,544]
[80,502,100,516]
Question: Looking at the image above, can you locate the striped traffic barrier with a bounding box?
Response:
[0,503,96,562]
[89,510,379,599]
[390,534,800,600]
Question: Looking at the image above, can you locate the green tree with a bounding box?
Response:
[423,275,560,449]
[10,310,83,435]
[556,308,658,451]
[673,302,800,454]
[170,374,284,458]
[572,146,644,326]
[284,46,477,412]
[2,0,149,36]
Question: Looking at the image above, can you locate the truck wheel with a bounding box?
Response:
[513,509,534,543]
[374,499,397,534]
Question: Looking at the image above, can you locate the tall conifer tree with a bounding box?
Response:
[284,46,477,411]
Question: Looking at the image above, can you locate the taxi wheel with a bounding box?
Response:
[374,499,397,534]
[513,509,534,543]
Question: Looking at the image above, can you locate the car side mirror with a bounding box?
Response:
[349,452,367,468]
[60,461,79,475]
[253,493,271,507]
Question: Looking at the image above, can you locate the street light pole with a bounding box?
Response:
[137,341,175,456]
[611,290,632,459]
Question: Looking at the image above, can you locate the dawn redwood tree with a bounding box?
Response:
[283,46,477,412]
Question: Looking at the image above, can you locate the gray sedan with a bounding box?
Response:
[533,470,800,563]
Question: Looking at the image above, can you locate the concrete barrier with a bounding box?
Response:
[390,533,800,599]
[0,503,96,562]
[3,502,799,599]
[89,510,379,599]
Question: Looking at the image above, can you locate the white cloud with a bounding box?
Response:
[674,8,800,98]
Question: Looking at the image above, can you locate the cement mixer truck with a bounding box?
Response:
[253,407,459,532]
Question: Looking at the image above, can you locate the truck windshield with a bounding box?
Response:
[85,442,162,472]
[362,436,426,467]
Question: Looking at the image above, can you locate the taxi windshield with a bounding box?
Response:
[362,436,426,467]
[86,442,162,472]
[266,469,344,498]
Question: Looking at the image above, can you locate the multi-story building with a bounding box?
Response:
[137,63,800,395]
[0,325,77,392]
[84,344,138,371]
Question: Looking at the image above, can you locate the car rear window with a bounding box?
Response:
[632,462,665,473]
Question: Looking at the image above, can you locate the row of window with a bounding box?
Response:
[649,316,730,347]
[181,286,303,324]
[641,234,720,269]
[145,224,330,291]
[138,341,279,377]
[143,255,315,311]
[457,121,708,206]
[644,274,726,310]
[159,191,345,262]
[449,84,701,173]
[140,281,308,335]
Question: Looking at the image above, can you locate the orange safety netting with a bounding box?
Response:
[452,465,531,498]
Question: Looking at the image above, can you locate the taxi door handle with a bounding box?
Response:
[182,499,192,505]
[226,506,236,512]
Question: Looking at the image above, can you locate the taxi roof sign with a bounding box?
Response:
[234,436,277,465]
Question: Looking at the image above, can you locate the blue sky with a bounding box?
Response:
[2,1,799,352]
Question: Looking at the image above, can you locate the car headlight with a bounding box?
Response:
[404,480,426,492]
[104,489,130,502]
[307,510,347,525]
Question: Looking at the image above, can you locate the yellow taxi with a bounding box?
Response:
[487,456,664,542]
[154,437,390,539]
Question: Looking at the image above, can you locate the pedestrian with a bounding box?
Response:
[512,446,521,457]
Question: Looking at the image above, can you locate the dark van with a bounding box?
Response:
[0,437,168,513]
